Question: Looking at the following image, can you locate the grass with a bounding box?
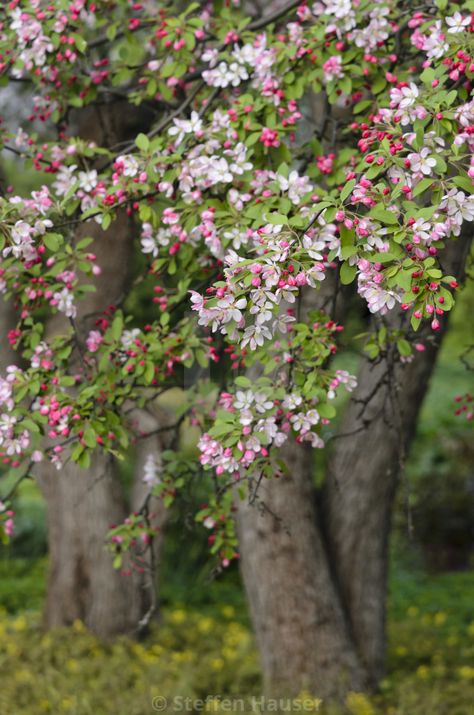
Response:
[0,565,473,714]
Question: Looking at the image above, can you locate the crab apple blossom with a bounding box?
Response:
[0,0,471,578]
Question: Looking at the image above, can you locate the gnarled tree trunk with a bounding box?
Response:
[36,102,168,637]
[237,439,367,699]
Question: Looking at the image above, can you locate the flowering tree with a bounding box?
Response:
[0,0,473,698]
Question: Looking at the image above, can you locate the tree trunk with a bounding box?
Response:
[323,229,472,684]
[237,439,367,699]
[39,453,146,636]
[36,101,168,636]
[237,280,367,698]
[237,229,471,697]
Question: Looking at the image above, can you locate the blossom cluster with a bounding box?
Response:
[198,371,356,480]
[0,0,472,560]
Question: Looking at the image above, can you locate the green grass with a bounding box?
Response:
[0,558,47,613]
[0,565,473,715]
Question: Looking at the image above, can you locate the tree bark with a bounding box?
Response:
[39,453,146,636]
[237,439,367,699]
[237,279,367,698]
[36,101,168,637]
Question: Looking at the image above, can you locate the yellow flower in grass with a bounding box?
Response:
[221,606,235,618]
[407,606,418,617]
[198,617,214,633]
[205,697,222,712]
[171,650,193,664]
[458,666,474,680]
[346,691,375,715]
[221,647,237,660]
[170,609,187,624]
[60,697,75,712]
[131,642,147,658]
[416,665,430,679]
[210,657,224,670]
[433,611,447,626]
[295,691,322,711]
[225,622,249,646]
[66,658,79,672]
[11,614,27,631]
[6,642,20,657]
[15,668,33,684]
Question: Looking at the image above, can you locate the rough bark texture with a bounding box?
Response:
[35,101,167,637]
[39,453,145,636]
[237,279,366,698]
[237,439,367,699]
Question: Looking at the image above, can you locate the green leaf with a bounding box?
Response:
[452,175,474,193]
[72,33,87,53]
[135,133,150,151]
[83,428,96,449]
[433,155,447,174]
[371,76,387,95]
[77,450,91,469]
[411,313,422,331]
[144,362,155,384]
[265,212,288,225]
[369,207,399,225]
[111,314,124,341]
[106,23,117,41]
[339,224,354,248]
[76,237,94,250]
[412,178,433,198]
[353,99,373,115]
[339,261,357,285]
[340,179,355,203]
[43,234,62,251]
[397,339,412,357]
[317,403,336,419]
[234,376,251,388]
[113,555,122,570]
